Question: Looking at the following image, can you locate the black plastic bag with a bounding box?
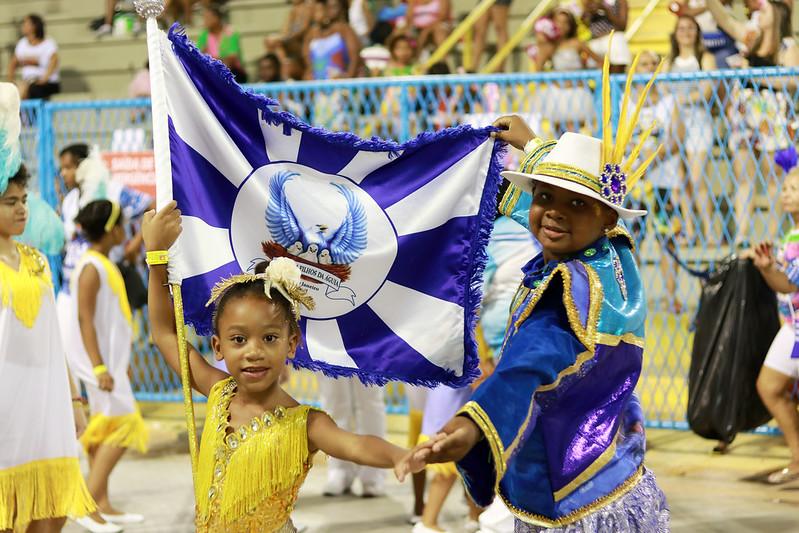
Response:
[687,257,779,442]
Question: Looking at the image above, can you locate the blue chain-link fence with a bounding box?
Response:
[21,68,799,427]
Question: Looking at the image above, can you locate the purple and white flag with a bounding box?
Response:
[158,28,503,386]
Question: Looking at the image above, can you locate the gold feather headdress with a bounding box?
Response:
[598,33,665,206]
[206,257,315,321]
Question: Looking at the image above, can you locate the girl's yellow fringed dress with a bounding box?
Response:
[0,243,96,530]
[195,377,322,533]
[61,250,149,453]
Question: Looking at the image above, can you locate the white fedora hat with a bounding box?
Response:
[501,132,647,220]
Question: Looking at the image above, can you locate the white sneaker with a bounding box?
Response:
[100,512,144,524]
[412,523,450,533]
[73,516,123,533]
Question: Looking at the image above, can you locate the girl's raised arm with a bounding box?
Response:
[143,203,227,397]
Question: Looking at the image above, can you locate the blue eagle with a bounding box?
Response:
[265,170,368,265]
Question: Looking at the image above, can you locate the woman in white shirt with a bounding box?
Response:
[6,14,60,100]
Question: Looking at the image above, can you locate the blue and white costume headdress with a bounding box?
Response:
[0,83,22,195]
[0,82,65,254]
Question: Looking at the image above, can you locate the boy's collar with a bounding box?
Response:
[522,235,611,288]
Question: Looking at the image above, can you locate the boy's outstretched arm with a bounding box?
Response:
[143,203,227,397]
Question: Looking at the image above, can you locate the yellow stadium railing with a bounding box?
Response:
[626,0,664,42]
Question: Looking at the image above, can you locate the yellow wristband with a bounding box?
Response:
[92,364,108,376]
[146,250,169,266]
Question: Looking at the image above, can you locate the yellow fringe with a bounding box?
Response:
[84,250,132,327]
[0,244,50,328]
[80,411,149,453]
[0,457,96,531]
[197,379,317,530]
[219,408,311,523]
[417,435,459,477]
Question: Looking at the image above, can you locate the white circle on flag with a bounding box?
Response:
[230,162,398,320]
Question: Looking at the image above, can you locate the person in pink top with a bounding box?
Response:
[408,0,451,51]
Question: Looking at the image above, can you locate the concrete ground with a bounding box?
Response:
[62,409,799,533]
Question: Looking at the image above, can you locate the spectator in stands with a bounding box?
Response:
[256,54,283,83]
[361,22,394,76]
[165,0,224,25]
[264,0,314,60]
[666,15,716,245]
[128,62,151,98]
[672,0,737,68]
[304,0,362,80]
[581,0,631,73]
[407,0,451,52]
[349,0,376,45]
[534,8,602,71]
[704,0,783,67]
[533,9,600,135]
[197,3,248,83]
[720,0,792,244]
[469,0,511,72]
[282,53,308,81]
[628,51,686,313]
[7,14,60,100]
[385,34,415,76]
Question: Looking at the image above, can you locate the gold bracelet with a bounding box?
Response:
[146,250,169,266]
[92,364,108,376]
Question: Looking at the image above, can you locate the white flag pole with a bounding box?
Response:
[134,0,199,493]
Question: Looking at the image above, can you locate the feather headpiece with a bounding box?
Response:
[206,257,315,321]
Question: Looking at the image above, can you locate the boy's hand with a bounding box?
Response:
[142,201,182,252]
[491,115,537,151]
[427,416,482,462]
[394,433,447,482]
[752,241,775,271]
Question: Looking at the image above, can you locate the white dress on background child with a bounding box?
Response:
[0,243,95,529]
[62,249,148,453]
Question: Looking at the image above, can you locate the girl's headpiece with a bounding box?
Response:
[0,83,22,195]
[501,33,664,219]
[205,257,315,321]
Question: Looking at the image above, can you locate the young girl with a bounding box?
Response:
[666,15,716,245]
[630,51,686,313]
[62,200,149,526]
[385,34,415,76]
[0,83,95,533]
[752,168,799,484]
[142,202,420,533]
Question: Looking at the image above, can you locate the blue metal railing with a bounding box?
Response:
[21,68,799,429]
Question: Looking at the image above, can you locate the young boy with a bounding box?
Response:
[398,64,670,529]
